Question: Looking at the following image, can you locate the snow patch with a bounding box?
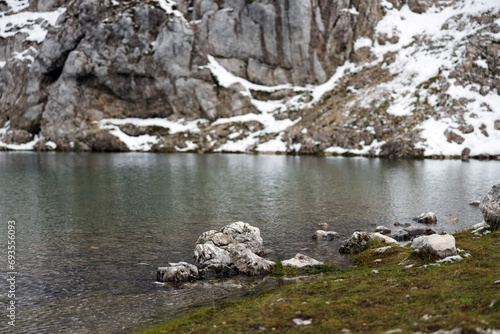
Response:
[0,8,66,43]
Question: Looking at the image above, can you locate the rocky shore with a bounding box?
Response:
[157,179,500,284]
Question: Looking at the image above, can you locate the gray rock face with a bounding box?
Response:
[157,262,199,282]
[0,0,382,151]
[339,232,399,254]
[480,180,500,230]
[411,234,457,258]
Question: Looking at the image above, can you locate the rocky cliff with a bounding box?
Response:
[1,0,499,158]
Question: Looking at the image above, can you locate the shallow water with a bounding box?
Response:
[0,152,498,333]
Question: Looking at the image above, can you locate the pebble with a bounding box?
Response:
[292,318,312,326]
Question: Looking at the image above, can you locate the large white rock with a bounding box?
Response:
[157,262,199,282]
[196,221,264,255]
[411,234,457,258]
[194,222,272,276]
[282,253,324,269]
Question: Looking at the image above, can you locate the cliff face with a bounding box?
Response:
[1,0,499,157]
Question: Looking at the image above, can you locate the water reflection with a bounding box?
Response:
[0,152,498,333]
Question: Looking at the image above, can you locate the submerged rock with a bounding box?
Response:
[282,253,324,269]
[312,230,339,240]
[416,212,437,224]
[411,234,457,258]
[157,262,199,282]
[339,232,399,254]
[480,180,500,230]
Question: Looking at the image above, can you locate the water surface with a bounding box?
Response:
[0,152,498,333]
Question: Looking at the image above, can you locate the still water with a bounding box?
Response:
[0,152,498,333]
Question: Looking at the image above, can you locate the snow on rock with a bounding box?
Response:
[0,8,66,43]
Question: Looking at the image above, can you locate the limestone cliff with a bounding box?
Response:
[0,0,499,158]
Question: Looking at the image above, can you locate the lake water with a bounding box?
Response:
[0,152,498,333]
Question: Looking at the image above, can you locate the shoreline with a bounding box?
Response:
[1,149,500,161]
[135,226,500,333]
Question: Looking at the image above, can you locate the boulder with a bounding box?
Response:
[480,180,500,229]
[312,230,339,240]
[282,253,324,269]
[227,244,275,276]
[375,225,391,235]
[193,242,232,267]
[417,212,437,224]
[157,262,199,282]
[194,222,273,276]
[339,232,399,254]
[411,234,457,258]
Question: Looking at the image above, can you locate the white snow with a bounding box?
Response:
[98,118,207,134]
[354,37,372,51]
[256,133,288,152]
[436,255,463,263]
[341,7,359,15]
[45,141,57,149]
[0,8,66,43]
[98,118,209,151]
[3,0,30,13]
[175,141,198,152]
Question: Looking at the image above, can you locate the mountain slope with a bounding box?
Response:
[0,0,499,158]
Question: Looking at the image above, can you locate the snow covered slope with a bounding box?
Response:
[0,0,499,158]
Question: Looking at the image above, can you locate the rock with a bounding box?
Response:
[391,231,410,241]
[198,264,239,279]
[339,232,399,254]
[196,221,264,255]
[282,253,324,269]
[312,230,339,240]
[227,244,275,276]
[194,222,273,276]
[193,242,232,267]
[317,222,330,230]
[417,212,437,224]
[469,200,481,206]
[403,226,436,238]
[292,318,312,326]
[480,180,500,229]
[375,225,391,235]
[411,234,457,258]
[472,221,488,229]
[157,262,199,282]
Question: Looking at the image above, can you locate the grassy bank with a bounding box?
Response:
[137,229,499,333]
